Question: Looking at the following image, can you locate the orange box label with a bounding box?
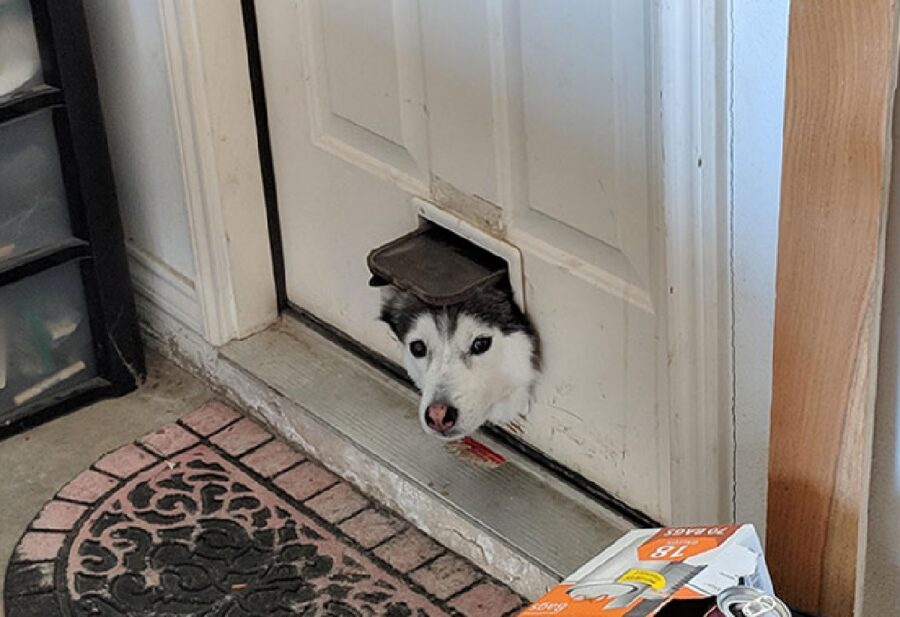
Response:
[636,525,741,562]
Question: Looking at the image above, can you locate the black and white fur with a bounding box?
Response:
[378,283,541,440]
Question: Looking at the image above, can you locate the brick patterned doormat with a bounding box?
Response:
[4,402,527,617]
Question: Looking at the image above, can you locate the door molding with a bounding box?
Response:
[157,0,277,346]
[657,0,732,523]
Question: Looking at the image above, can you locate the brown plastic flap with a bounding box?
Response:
[367,224,508,306]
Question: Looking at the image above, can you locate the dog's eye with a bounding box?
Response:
[470,336,492,355]
[409,340,427,358]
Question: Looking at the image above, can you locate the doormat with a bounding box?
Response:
[4,402,526,617]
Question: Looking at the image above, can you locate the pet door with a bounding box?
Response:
[367,222,509,305]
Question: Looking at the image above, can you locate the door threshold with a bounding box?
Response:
[150,313,633,598]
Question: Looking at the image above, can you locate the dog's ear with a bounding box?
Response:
[378,286,405,338]
[378,286,421,340]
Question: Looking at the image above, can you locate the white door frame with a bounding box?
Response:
[158,0,277,346]
[657,0,732,523]
[156,0,733,524]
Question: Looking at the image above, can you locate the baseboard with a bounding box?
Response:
[127,243,204,335]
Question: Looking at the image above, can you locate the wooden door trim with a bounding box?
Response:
[766,0,900,614]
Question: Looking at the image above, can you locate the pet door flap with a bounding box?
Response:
[367,224,508,306]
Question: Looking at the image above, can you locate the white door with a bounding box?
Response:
[255,0,722,523]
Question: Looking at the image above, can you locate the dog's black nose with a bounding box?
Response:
[426,403,459,433]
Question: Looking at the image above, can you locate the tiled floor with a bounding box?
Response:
[1,354,527,617]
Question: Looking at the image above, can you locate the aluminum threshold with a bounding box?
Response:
[219,316,632,598]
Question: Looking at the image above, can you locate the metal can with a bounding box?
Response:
[715,586,792,617]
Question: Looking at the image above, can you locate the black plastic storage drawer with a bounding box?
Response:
[0,0,143,431]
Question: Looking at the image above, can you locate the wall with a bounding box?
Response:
[82,0,203,331]
[730,0,790,535]
[863,92,900,617]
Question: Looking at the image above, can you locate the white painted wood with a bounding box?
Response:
[656,0,732,523]
[127,243,204,334]
[299,0,430,194]
[256,0,422,358]
[257,0,729,522]
[157,0,277,346]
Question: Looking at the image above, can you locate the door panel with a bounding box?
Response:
[420,0,497,204]
[511,0,652,291]
[301,0,429,190]
[321,1,405,144]
[520,2,619,249]
[257,0,668,518]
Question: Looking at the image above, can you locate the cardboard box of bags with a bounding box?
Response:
[519,524,774,616]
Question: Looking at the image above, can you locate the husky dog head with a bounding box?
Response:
[378,284,541,440]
